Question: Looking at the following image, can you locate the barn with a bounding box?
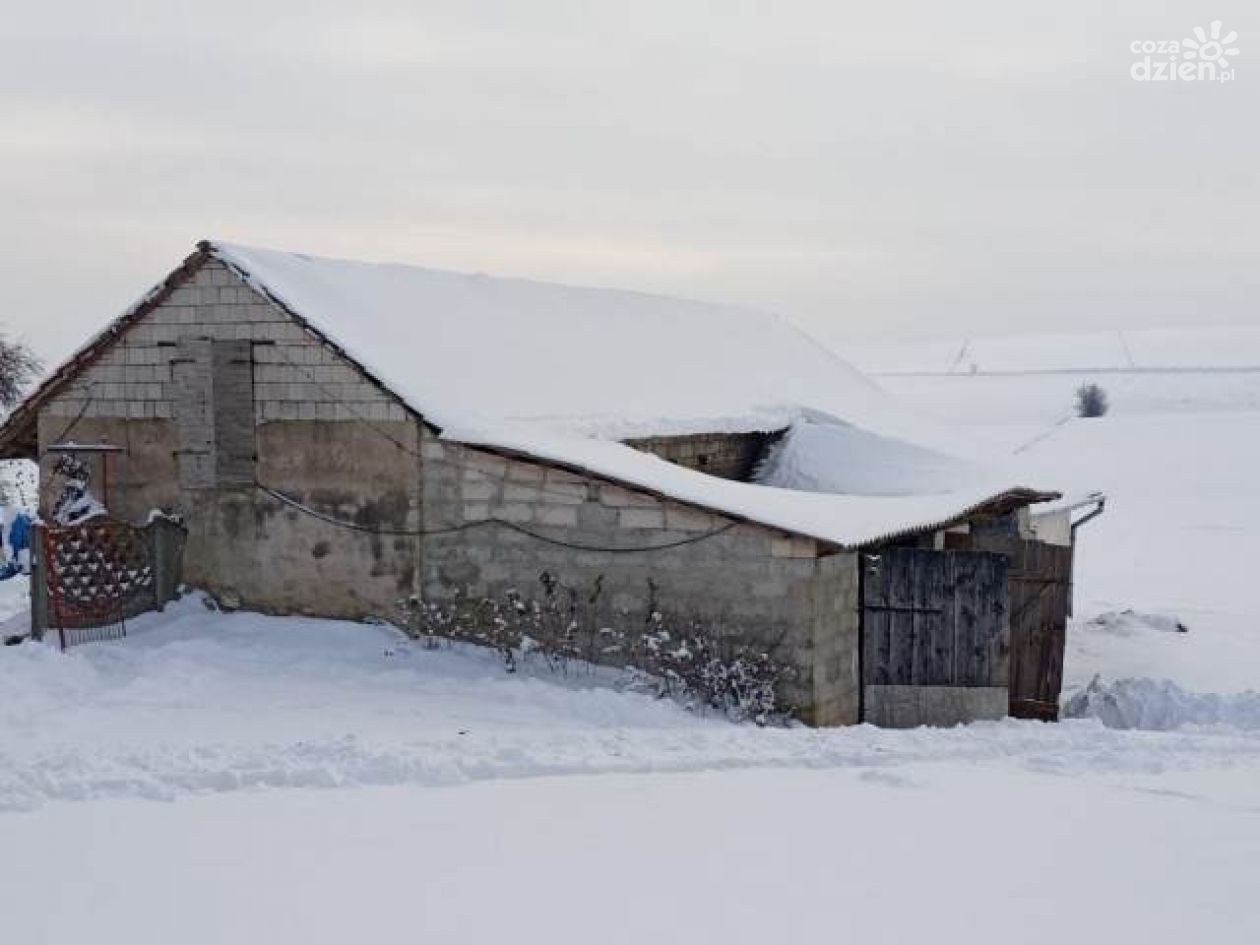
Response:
[0,240,1099,725]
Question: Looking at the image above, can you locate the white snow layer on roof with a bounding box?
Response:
[753,418,985,497]
[203,241,1056,543]
[210,241,947,443]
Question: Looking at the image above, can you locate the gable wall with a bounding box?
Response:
[36,259,422,619]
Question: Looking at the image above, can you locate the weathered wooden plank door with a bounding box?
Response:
[946,535,1071,720]
[861,548,1009,725]
[1007,540,1071,720]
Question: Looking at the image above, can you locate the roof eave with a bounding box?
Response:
[840,487,1063,551]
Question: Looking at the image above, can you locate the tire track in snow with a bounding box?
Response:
[3,721,1259,812]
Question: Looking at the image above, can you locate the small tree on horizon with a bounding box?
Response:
[1076,382,1109,418]
[0,332,41,509]
[0,332,40,409]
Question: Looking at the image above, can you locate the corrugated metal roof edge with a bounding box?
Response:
[834,487,1063,551]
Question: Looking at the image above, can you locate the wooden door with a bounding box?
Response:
[861,547,1009,695]
[946,534,1071,720]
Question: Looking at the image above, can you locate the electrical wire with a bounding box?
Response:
[257,482,740,553]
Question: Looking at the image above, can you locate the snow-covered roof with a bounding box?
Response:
[209,241,944,444]
[753,417,985,497]
[0,240,1063,546]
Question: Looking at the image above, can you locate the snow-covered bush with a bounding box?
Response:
[640,613,788,724]
[398,572,796,725]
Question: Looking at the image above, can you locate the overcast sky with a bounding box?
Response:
[3,1,1257,364]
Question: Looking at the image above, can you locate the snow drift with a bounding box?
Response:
[1063,676,1260,731]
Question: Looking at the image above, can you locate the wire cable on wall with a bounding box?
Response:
[256,482,739,553]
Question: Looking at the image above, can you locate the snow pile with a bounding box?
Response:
[1064,677,1260,731]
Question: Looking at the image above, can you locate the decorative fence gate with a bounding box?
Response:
[32,516,187,649]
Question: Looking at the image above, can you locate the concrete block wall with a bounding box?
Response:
[36,258,422,620]
[419,431,861,723]
[623,431,781,481]
[809,552,861,725]
[43,260,408,431]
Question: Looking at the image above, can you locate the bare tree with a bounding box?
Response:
[1075,382,1109,418]
[0,333,40,408]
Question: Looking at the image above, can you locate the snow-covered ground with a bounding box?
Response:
[8,765,1260,945]
[3,591,1259,944]
[4,324,1260,943]
[1024,413,1260,698]
[4,593,1258,815]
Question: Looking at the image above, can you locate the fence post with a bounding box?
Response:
[29,523,48,641]
[151,518,183,609]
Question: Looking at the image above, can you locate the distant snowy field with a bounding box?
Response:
[847,324,1260,424]
[846,325,1260,705]
[4,323,1260,943]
